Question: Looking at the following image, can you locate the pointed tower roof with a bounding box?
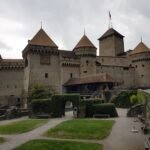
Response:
[131,41,150,55]
[74,35,96,49]
[98,28,124,40]
[29,28,58,48]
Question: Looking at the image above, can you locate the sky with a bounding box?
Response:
[0,0,150,59]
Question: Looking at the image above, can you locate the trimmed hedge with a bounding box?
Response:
[112,90,137,108]
[93,103,118,117]
[79,99,103,117]
[31,94,80,117]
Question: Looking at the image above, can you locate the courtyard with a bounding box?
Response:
[0,108,145,150]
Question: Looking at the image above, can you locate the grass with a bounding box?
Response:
[13,139,103,150]
[0,119,48,134]
[0,137,5,144]
[45,119,114,140]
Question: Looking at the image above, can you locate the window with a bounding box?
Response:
[45,73,48,79]
[141,75,144,78]
[70,73,73,78]
[142,64,145,67]
[40,54,50,65]
[86,60,89,66]
[83,71,87,73]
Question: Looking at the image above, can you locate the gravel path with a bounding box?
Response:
[0,109,146,150]
[103,108,145,150]
[0,112,73,150]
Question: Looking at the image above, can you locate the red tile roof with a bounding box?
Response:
[74,35,96,49]
[64,73,115,86]
[29,28,58,48]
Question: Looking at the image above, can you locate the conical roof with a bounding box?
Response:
[74,35,96,49]
[98,28,124,40]
[131,41,150,55]
[29,28,58,48]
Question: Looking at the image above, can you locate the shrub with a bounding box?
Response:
[112,90,137,108]
[79,99,102,117]
[31,99,52,114]
[93,103,118,117]
[31,94,80,118]
[52,94,80,116]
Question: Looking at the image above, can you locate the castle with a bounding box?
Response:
[0,26,150,107]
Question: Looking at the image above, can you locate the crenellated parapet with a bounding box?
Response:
[23,44,59,58]
[0,59,24,70]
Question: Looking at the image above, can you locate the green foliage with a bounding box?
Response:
[92,103,118,117]
[79,99,102,117]
[31,99,52,114]
[0,137,5,144]
[130,95,138,105]
[0,119,48,134]
[45,119,114,140]
[29,85,55,99]
[14,139,103,150]
[112,90,137,108]
[31,94,80,117]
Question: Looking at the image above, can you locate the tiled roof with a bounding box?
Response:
[28,28,58,48]
[59,50,77,59]
[131,42,150,55]
[99,28,124,40]
[64,73,115,86]
[74,35,96,49]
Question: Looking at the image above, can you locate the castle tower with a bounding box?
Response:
[98,28,124,56]
[73,34,97,77]
[22,28,61,94]
[130,41,150,88]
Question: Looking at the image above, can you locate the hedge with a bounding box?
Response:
[79,99,103,117]
[92,103,118,117]
[112,90,137,108]
[31,94,80,117]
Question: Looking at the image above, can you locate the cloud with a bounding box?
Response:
[0,0,150,58]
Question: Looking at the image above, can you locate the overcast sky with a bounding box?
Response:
[0,0,150,58]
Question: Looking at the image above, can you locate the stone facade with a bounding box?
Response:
[0,27,150,106]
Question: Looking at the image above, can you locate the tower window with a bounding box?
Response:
[83,71,87,73]
[86,60,89,66]
[70,73,73,78]
[142,64,144,67]
[141,75,144,78]
[45,73,48,79]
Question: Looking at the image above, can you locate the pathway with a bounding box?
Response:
[0,112,73,150]
[0,109,146,150]
[103,108,145,150]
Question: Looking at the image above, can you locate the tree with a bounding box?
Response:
[130,95,138,105]
[29,84,56,100]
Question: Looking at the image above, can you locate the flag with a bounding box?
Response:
[109,11,111,20]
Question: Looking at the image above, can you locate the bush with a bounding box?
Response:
[31,99,52,114]
[52,94,80,117]
[79,99,102,117]
[112,90,137,108]
[93,103,118,117]
[31,94,80,118]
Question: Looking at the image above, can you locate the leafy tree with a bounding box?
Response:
[130,95,138,105]
[29,84,56,100]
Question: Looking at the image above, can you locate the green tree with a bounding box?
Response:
[130,95,138,105]
[29,84,56,100]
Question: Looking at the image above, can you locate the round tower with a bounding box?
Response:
[73,34,97,77]
[130,41,150,88]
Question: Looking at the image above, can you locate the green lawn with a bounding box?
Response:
[14,139,102,150]
[45,119,114,140]
[0,119,48,134]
